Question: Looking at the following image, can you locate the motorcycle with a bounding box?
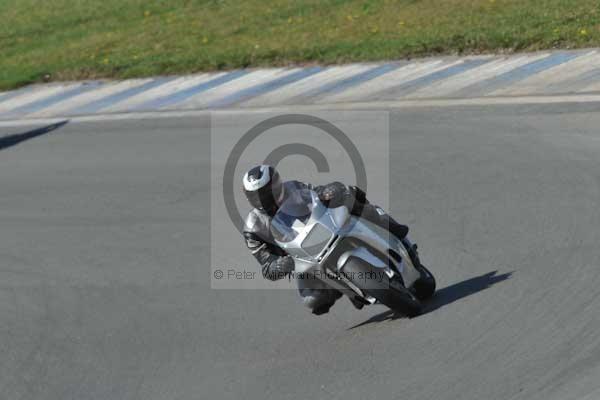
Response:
[270,188,436,317]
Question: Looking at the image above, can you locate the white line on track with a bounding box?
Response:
[2,93,600,128]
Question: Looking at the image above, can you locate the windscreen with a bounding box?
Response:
[270,188,316,243]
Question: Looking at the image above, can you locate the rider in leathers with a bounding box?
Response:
[242,165,410,315]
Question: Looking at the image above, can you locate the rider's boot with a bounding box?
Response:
[349,296,365,310]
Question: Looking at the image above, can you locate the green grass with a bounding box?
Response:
[1,0,600,90]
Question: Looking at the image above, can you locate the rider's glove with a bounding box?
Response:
[316,181,347,208]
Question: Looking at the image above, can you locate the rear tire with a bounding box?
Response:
[343,257,422,317]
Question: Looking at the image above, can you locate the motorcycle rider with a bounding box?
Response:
[242,164,410,315]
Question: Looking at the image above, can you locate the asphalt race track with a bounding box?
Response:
[1,103,600,400]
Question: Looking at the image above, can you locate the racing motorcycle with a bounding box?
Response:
[270,189,436,317]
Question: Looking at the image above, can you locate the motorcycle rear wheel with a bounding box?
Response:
[343,257,422,317]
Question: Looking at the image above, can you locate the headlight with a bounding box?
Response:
[301,224,333,257]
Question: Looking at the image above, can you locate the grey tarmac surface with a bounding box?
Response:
[1,103,600,400]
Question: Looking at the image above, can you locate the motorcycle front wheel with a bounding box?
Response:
[413,264,436,301]
[343,257,422,317]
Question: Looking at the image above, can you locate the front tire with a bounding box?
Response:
[412,264,436,301]
[343,257,422,317]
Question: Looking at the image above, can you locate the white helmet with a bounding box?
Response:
[242,165,284,215]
